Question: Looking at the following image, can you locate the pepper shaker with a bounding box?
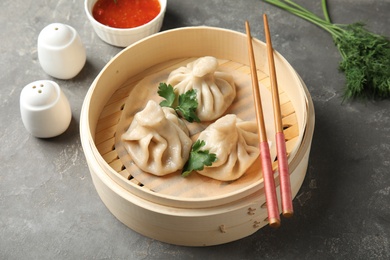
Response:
[38,23,86,79]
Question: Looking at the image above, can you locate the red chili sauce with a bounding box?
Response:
[92,0,161,29]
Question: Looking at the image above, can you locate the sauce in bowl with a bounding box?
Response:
[92,0,161,29]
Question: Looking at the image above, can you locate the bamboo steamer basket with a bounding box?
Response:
[80,27,315,246]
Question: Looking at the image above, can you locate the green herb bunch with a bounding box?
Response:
[264,0,390,99]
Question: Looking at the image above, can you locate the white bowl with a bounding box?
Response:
[84,0,167,47]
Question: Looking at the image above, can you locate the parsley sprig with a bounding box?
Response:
[182,140,217,177]
[158,83,200,122]
[263,0,390,99]
[157,83,216,176]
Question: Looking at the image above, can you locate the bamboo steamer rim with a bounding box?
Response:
[80,26,310,209]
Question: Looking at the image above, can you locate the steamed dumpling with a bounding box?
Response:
[167,56,236,121]
[121,100,192,176]
[161,105,189,136]
[195,114,260,181]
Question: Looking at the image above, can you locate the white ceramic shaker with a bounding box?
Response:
[38,23,86,79]
[20,80,72,138]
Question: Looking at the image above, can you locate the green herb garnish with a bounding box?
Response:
[158,83,200,122]
[263,0,390,99]
[182,140,217,177]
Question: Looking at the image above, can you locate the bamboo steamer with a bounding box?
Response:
[80,27,315,246]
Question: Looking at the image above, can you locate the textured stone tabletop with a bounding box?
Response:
[1,0,390,259]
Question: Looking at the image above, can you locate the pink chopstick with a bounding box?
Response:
[263,14,293,217]
[245,21,280,228]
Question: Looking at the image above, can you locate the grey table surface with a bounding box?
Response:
[1,0,390,259]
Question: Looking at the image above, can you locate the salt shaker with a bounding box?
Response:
[20,80,72,138]
[38,23,86,79]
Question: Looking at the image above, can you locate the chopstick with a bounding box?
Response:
[263,14,293,217]
[245,21,280,228]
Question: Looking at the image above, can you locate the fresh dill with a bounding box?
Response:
[264,0,390,99]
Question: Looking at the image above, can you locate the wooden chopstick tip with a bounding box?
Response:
[269,218,281,228]
[245,20,251,34]
[283,211,293,218]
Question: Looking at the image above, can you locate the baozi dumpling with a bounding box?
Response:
[121,100,192,176]
[167,56,236,121]
[195,114,260,181]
